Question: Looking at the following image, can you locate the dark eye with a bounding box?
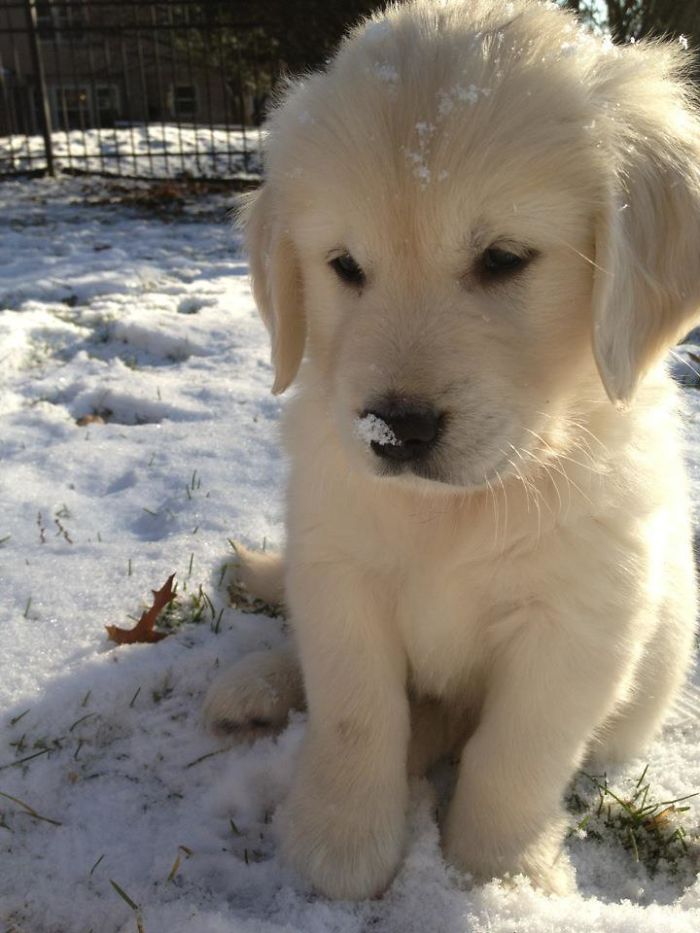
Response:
[477,246,536,280]
[329,252,365,287]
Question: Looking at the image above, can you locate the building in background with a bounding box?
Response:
[0,0,263,138]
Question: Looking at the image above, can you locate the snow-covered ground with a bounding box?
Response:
[1,176,700,933]
[0,125,263,179]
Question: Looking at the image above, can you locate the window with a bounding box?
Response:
[172,85,198,119]
[52,86,90,130]
[35,1,54,39]
[37,1,87,44]
[95,85,119,127]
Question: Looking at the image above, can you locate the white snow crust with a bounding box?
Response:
[0,124,263,179]
[353,412,400,447]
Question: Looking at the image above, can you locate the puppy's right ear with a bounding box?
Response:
[240,185,305,394]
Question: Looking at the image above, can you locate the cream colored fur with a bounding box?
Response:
[204,0,700,899]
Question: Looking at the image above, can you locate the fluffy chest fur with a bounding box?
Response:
[284,378,686,704]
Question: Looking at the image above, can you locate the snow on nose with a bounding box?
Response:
[353,412,400,447]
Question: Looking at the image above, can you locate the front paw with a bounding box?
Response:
[278,777,407,899]
[443,812,575,896]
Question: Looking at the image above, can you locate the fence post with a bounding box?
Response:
[24,0,54,176]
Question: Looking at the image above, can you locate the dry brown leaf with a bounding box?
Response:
[643,805,676,830]
[76,408,112,426]
[106,574,175,644]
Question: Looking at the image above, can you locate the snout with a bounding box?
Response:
[359,398,444,464]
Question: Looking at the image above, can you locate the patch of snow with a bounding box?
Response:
[437,82,491,119]
[404,122,438,188]
[364,19,392,42]
[437,93,456,118]
[456,84,480,104]
[0,124,263,179]
[353,412,399,447]
[373,61,400,84]
[404,148,431,186]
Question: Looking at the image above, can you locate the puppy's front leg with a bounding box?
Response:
[278,564,409,900]
[444,607,633,894]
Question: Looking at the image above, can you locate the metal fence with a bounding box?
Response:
[0,0,288,181]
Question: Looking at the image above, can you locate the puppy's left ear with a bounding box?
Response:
[239,185,306,395]
[592,44,700,405]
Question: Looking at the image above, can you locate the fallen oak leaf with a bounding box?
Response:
[106,574,176,644]
[76,409,112,426]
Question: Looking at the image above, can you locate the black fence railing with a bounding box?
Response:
[0,0,292,181]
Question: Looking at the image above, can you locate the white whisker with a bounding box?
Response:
[669,347,700,384]
[505,444,545,539]
[484,473,500,552]
[495,469,509,554]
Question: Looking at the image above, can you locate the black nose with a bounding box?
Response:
[362,400,442,463]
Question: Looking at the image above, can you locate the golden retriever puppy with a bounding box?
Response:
[204,0,700,899]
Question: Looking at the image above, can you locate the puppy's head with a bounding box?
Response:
[243,0,700,489]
